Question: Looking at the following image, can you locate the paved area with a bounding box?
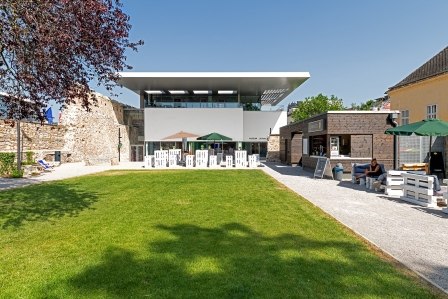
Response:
[1,161,447,293]
[261,162,448,294]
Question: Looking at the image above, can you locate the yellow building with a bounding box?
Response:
[387,46,447,177]
[388,46,448,124]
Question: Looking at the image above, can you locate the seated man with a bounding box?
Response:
[356,158,383,179]
[372,173,387,190]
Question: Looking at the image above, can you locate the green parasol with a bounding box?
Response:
[385,118,448,168]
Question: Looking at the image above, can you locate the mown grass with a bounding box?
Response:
[0,170,440,298]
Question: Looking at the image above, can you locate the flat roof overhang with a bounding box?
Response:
[117,72,310,105]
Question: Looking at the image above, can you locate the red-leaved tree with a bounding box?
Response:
[0,0,143,121]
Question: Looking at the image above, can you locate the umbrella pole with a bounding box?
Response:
[428,136,432,174]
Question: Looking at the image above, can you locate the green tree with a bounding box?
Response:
[350,99,375,111]
[291,93,344,121]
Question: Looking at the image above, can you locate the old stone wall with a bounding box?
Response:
[60,93,130,163]
[0,121,65,160]
[266,135,280,162]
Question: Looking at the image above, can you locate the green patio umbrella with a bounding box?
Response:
[385,118,448,137]
[197,132,232,141]
[385,118,448,167]
[197,132,232,152]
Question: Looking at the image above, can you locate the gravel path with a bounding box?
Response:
[261,162,448,294]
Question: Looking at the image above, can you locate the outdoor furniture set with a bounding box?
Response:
[145,150,261,169]
[351,163,447,213]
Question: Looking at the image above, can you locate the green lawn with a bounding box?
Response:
[0,170,440,298]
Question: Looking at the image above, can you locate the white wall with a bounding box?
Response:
[145,108,244,140]
[243,111,286,142]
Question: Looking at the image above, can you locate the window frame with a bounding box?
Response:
[426,104,437,119]
[401,110,409,125]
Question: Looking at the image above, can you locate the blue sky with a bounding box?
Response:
[96,0,448,108]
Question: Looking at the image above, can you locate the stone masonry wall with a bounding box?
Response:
[0,121,65,160]
[60,93,130,163]
[267,135,280,162]
[0,93,132,164]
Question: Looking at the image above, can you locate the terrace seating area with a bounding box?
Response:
[350,163,448,214]
[144,149,261,169]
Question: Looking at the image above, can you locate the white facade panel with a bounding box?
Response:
[243,111,286,142]
[145,108,244,141]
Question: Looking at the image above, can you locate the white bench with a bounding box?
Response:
[168,149,182,166]
[225,155,233,168]
[442,193,448,214]
[154,150,168,168]
[195,150,208,168]
[217,153,223,166]
[186,155,195,168]
[248,155,257,168]
[385,170,406,196]
[144,155,154,168]
[235,150,247,168]
[168,154,178,167]
[209,155,218,168]
[400,173,438,207]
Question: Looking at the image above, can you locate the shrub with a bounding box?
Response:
[24,151,35,165]
[11,168,24,178]
[0,153,16,177]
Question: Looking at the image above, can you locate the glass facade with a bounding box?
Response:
[144,93,261,110]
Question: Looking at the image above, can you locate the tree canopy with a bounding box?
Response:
[291,93,344,121]
[0,0,143,121]
[350,99,376,111]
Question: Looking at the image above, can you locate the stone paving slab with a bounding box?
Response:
[261,162,448,294]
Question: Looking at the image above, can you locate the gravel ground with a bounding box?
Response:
[262,162,448,294]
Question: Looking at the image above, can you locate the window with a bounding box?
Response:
[427,105,437,119]
[401,110,409,125]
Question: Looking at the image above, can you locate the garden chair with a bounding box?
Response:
[37,159,54,171]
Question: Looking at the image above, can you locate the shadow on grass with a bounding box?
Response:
[0,183,98,229]
[66,223,433,298]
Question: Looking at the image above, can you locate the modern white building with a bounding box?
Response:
[118,72,310,159]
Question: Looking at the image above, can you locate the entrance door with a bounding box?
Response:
[131,145,144,162]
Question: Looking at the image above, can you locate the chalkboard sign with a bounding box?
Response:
[313,157,333,179]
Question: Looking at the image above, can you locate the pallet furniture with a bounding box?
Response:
[401,163,428,174]
[185,155,195,168]
[144,155,154,168]
[209,155,218,168]
[400,173,438,207]
[248,155,257,168]
[235,150,248,168]
[195,150,208,168]
[225,156,233,168]
[443,193,448,214]
[154,150,168,168]
[385,170,406,196]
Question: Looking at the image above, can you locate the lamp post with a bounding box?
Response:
[118,127,122,162]
[16,119,21,171]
